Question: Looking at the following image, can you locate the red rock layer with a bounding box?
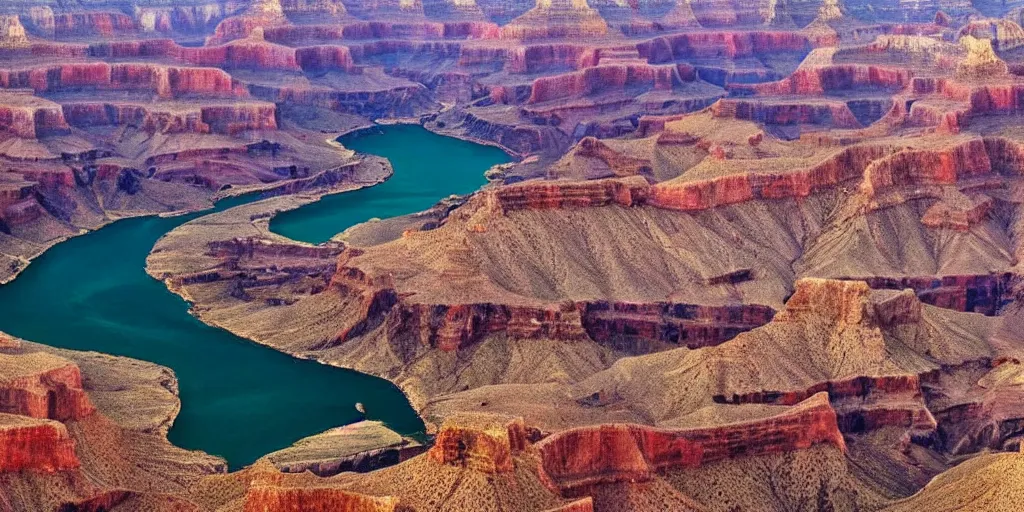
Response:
[329,243,773,354]
[260,21,499,44]
[0,417,80,473]
[487,176,650,210]
[711,98,862,128]
[0,102,70,139]
[581,301,775,352]
[61,102,277,135]
[535,393,845,492]
[504,44,599,74]
[713,375,933,431]
[53,12,136,38]
[0,184,34,211]
[207,14,286,46]
[526,63,694,104]
[383,302,590,352]
[243,486,403,512]
[860,138,994,195]
[731,64,913,96]
[296,45,356,73]
[345,40,462,62]
[90,39,305,72]
[638,31,811,63]
[646,143,895,211]
[0,360,96,421]
[855,274,1014,315]
[0,63,244,99]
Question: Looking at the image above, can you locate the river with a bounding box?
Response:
[0,124,510,470]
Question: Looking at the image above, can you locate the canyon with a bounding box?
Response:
[2,0,1024,511]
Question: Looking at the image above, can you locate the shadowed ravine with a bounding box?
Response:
[0,125,507,470]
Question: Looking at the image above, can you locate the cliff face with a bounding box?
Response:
[638,31,810,62]
[0,414,79,473]
[535,393,845,491]
[526,62,692,104]
[0,334,226,509]
[0,62,244,98]
[731,64,913,96]
[60,101,278,135]
[0,352,95,421]
[53,12,137,38]
[0,93,70,139]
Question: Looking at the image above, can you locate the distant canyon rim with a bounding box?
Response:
[1,0,1024,511]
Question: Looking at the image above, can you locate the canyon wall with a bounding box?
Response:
[0,415,79,473]
[535,393,845,491]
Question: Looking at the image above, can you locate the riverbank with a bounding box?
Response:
[269,123,512,244]
[0,121,512,471]
[147,125,513,421]
[0,155,362,287]
[0,151,427,470]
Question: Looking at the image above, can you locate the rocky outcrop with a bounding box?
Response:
[859,138,993,195]
[243,485,404,512]
[296,45,356,73]
[958,18,1024,52]
[570,137,653,177]
[0,15,29,49]
[0,414,79,473]
[535,393,845,491]
[430,108,570,155]
[134,5,227,34]
[957,35,1009,79]
[428,414,531,473]
[0,92,70,139]
[261,421,424,477]
[338,295,590,351]
[0,351,96,421]
[500,0,609,40]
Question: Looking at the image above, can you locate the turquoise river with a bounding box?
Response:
[0,124,511,470]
